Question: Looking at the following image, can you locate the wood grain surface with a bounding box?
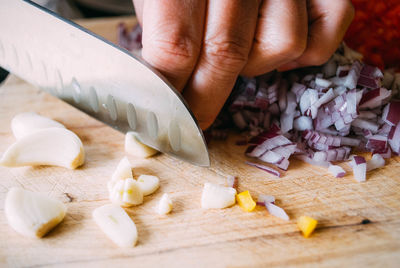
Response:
[0,17,400,268]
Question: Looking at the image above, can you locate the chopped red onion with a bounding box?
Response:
[293,116,313,131]
[336,65,351,77]
[351,118,379,132]
[311,88,335,111]
[388,123,400,154]
[340,136,361,147]
[366,154,385,171]
[344,61,363,89]
[255,88,269,111]
[328,164,346,178]
[214,42,399,179]
[379,147,392,159]
[291,82,307,102]
[299,89,316,115]
[346,89,359,116]
[258,194,275,204]
[278,80,288,112]
[382,101,400,126]
[296,155,330,168]
[315,77,333,88]
[245,161,281,177]
[360,64,383,78]
[323,58,337,77]
[259,150,285,165]
[359,88,392,109]
[280,112,295,134]
[246,135,292,158]
[358,111,377,119]
[350,156,367,182]
[275,158,290,170]
[265,202,290,221]
[358,64,383,89]
[271,144,297,159]
[366,135,387,153]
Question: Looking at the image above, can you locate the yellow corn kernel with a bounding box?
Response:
[297,216,318,238]
[236,191,256,212]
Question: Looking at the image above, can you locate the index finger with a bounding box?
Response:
[140,0,206,91]
[183,0,259,129]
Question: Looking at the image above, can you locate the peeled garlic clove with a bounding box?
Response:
[5,187,66,238]
[122,178,143,206]
[137,175,160,196]
[156,193,172,215]
[109,180,125,206]
[92,204,138,247]
[11,112,66,139]
[201,183,237,209]
[107,157,133,192]
[125,132,158,158]
[110,178,143,207]
[0,128,85,169]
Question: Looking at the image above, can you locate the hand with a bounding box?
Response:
[132,0,354,130]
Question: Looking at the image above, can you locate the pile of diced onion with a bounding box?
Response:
[226,44,400,181]
[117,24,400,182]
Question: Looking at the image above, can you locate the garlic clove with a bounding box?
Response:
[107,157,133,192]
[92,204,138,247]
[0,127,84,169]
[5,187,66,238]
[109,178,143,207]
[156,193,173,215]
[121,178,143,206]
[201,183,237,209]
[11,112,65,139]
[137,175,160,196]
[125,132,158,158]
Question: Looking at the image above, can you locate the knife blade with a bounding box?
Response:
[0,0,210,166]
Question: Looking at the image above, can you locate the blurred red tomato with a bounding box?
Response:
[345,0,400,70]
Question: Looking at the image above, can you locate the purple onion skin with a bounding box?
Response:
[336,172,346,178]
[353,156,367,165]
[245,161,281,177]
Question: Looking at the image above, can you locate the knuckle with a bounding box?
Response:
[143,36,199,71]
[204,38,249,71]
[268,34,307,61]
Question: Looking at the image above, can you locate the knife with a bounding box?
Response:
[0,0,210,166]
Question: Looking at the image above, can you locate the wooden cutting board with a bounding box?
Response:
[0,17,400,268]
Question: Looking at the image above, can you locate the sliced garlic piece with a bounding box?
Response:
[156,193,172,215]
[0,127,85,169]
[11,112,65,139]
[122,178,143,206]
[5,187,66,238]
[107,157,133,192]
[201,183,237,209]
[109,178,143,207]
[125,132,158,158]
[92,204,138,247]
[137,175,160,196]
[109,180,125,205]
